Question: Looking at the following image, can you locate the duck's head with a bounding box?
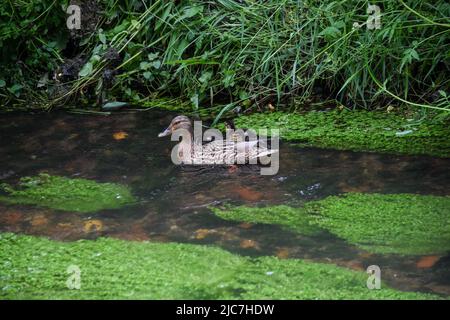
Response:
[224,119,236,130]
[158,115,192,137]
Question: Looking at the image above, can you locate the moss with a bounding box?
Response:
[211,205,321,236]
[308,193,450,255]
[0,233,443,300]
[0,173,136,213]
[212,193,450,256]
[232,110,450,157]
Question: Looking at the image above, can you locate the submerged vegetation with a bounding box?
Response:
[310,193,450,255]
[0,0,449,115]
[232,109,450,157]
[0,233,443,299]
[212,193,450,255]
[0,173,135,212]
[212,205,321,236]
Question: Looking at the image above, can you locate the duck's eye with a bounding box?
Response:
[173,121,180,125]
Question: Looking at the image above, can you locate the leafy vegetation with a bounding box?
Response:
[0,0,69,107]
[212,193,450,255]
[0,173,136,212]
[0,233,443,299]
[309,193,450,255]
[231,109,450,157]
[0,0,449,114]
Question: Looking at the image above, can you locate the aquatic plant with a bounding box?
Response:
[0,233,443,299]
[232,109,450,157]
[0,173,136,213]
[309,193,450,255]
[212,193,450,255]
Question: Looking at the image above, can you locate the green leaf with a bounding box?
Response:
[199,71,212,84]
[131,20,141,29]
[223,70,235,88]
[174,38,189,60]
[147,53,159,61]
[334,20,346,29]
[190,94,199,110]
[140,61,151,70]
[46,41,57,49]
[99,33,106,45]
[0,79,5,88]
[143,71,152,80]
[212,103,235,126]
[7,84,23,97]
[91,55,101,64]
[319,26,341,40]
[155,3,173,31]
[102,101,128,110]
[78,62,93,77]
[400,48,420,72]
[181,6,203,20]
[239,90,249,100]
[151,60,161,69]
[37,73,49,88]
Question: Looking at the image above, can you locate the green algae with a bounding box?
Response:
[0,233,443,300]
[211,205,321,236]
[212,193,450,256]
[0,173,136,213]
[232,110,450,157]
[308,193,450,256]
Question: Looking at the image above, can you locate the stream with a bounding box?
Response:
[0,110,449,296]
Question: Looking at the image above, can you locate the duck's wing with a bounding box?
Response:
[203,140,278,163]
[203,140,257,154]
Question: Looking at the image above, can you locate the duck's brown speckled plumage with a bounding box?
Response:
[158,115,277,165]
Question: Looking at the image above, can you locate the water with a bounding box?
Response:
[0,110,449,296]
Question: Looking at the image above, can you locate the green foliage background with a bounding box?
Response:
[0,0,449,112]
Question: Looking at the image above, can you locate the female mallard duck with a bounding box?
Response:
[158,115,277,165]
[224,119,249,142]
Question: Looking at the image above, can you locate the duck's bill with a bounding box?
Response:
[158,127,171,137]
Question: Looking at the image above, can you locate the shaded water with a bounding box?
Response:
[0,110,449,296]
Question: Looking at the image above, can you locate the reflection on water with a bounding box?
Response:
[0,110,449,296]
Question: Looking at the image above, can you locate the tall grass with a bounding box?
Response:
[0,0,449,114]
